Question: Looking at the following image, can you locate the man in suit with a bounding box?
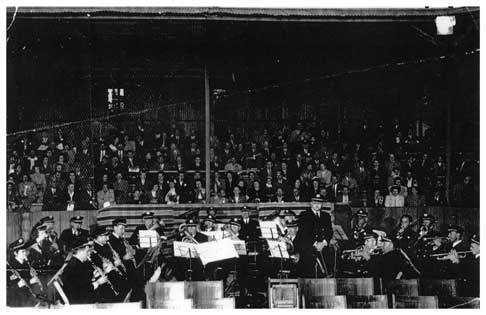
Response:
[238,206,260,244]
[42,181,62,211]
[59,216,90,253]
[294,195,333,278]
[61,183,82,211]
[97,183,116,209]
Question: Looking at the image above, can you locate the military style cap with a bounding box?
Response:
[142,211,155,219]
[311,194,324,202]
[287,221,298,228]
[421,213,435,222]
[380,236,393,243]
[72,239,93,251]
[228,218,241,227]
[281,209,296,217]
[447,225,464,234]
[40,215,55,224]
[92,226,110,237]
[356,209,368,217]
[186,219,198,226]
[9,238,29,251]
[70,216,84,223]
[470,234,480,245]
[112,218,127,226]
[203,215,215,223]
[363,232,378,240]
[33,222,47,231]
[241,205,251,212]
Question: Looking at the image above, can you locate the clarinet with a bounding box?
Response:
[27,260,44,291]
[107,242,127,273]
[86,256,119,296]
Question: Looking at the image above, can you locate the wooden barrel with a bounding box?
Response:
[145,282,186,308]
[194,298,235,309]
[268,283,299,308]
[420,279,457,297]
[393,295,438,308]
[336,278,374,296]
[386,279,419,296]
[308,296,347,309]
[347,295,389,308]
[184,281,223,302]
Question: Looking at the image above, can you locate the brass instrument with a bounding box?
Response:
[429,250,472,258]
[182,232,199,244]
[27,260,44,291]
[86,255,119,296]
[123,238,137,267]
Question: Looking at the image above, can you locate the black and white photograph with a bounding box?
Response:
[3,1,481,310]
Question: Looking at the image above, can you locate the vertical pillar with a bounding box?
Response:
[204,65,211,203]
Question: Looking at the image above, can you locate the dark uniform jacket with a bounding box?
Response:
[394,227,418,256]
[7,258,42,307]
[61,256,95,304]
[294,209,333,277]
[237,218,260,243]
[59,228,89,252]
[375,249,420,286]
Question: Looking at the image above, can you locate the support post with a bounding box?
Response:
[204,65,211,203]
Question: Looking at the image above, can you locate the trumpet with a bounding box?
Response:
[429,250,471,258]
[182,231,199,244]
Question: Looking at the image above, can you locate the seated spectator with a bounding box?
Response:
[7,180,20,212]
[247,180,264,202]
[428,189,447,206]
[79,182,97,210]
[211,171,226,194]
[387,167,401,188]
[262,176,275,202]
[289,187,303,202]
[384,186,405,207]
[96,183,115,209]
[341,170,358,195]
[191,179,206,204]
[453,175,478,207]
[405,186,426,207]
[192,156,204,171]
[112,172,129,202]
[211,188,229,204]
[389,177,408,198]
[135,171,152,194]
[316,162,332,185]
[130,188,148,204]
[165,181,180,204]
[224,171,237,196]
[18,174,37,210]
[147,183,163,204]
[30,166,46,203]
[229,186,247,204]
[224,156,242,173]
[336,185,353,205]
[61,182,82,211]
[273,187,286,203]
[368,188,385,207]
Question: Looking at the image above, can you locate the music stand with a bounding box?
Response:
[259,220,279,240]
[173,241,199,281]
[139,230,159,249]
[267,240,290,280]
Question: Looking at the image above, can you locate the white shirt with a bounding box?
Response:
[452,240,462,248]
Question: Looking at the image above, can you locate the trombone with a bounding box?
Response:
[429,251,472,258]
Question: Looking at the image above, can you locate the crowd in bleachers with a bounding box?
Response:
[7,118,479,211]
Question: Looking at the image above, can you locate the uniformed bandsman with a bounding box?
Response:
[7,238,44,307]
[28,223,51,270]
[394,214,417,257]
[61,239,108,304]
[350,209,373,248]
[90,226,129,302]
[59,216,90,253]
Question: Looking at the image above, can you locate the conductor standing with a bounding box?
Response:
[295,195,333,278]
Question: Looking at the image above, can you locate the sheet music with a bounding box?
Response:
[196,239,238,265]
[139,230,159,248]
[231,240,247,255]
[200,230,224,241]
[267,240,289,259]
[173,241,199,258]
[259,220,279,239]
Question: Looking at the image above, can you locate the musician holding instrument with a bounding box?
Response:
[294,195,333,278]
[90,226,130,303]
[341,232,381,277]
[350,209,373,248]
[61,239,108,304]
[374,236,420,288]
[129,211,165,248]
[394,214,417,256]
[108,218,144,301]
[7,238,44,307]
[38,216,63,264]
[175,219,207,281]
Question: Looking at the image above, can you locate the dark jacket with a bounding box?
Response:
[62,256,96,304]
